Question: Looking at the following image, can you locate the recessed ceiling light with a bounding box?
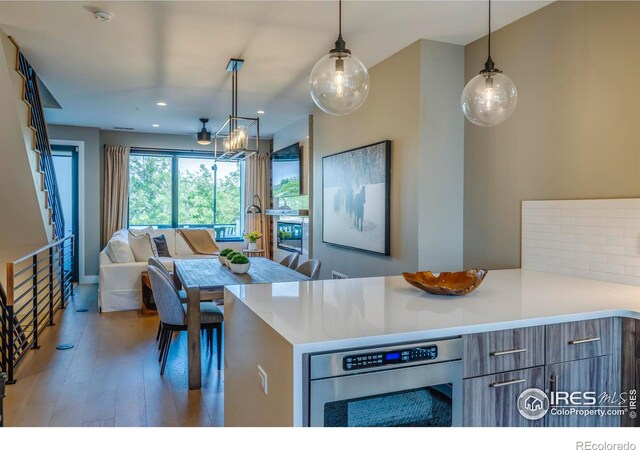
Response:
[257,110,265,114]
[93,10,113,22]
[156,102,167,107]
[152,124,160,128]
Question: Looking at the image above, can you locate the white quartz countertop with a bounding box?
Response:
[224,269,640,353]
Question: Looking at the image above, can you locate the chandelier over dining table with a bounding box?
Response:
[213,58,260,161]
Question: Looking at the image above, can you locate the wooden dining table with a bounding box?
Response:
[174,257,311,390]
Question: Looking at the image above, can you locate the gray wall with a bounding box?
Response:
[48,125,101,279]
[313,40,464,279]
[463,1,640,270]
[419,40,465,271]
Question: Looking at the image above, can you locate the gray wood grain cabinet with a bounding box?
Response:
[464,326,545,378]
[545,355,618,427]
[462,325,546,427]
[462,318,624,427]
[463,367,545,427]
[545,318,613,365]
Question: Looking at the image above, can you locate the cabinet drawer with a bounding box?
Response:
[545,318,613,365]
[463,326,545,378]
[463,366,545,427]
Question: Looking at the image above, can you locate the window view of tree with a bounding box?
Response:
[128,155,172,227]
[128,152,242,239]
[178,159,241,232]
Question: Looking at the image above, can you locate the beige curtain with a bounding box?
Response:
[102,145,130,245]
[243,153,271,258]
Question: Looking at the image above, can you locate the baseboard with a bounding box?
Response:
[79,275,99,284]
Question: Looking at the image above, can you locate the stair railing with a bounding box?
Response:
[0,236,74,383]
[16,51,65,240]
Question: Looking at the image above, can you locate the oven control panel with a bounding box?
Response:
[343,345,438,371]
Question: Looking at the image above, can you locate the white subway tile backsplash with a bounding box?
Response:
[606,236,637,247]
[574,234,607,245]
[623,228,640,238]
[606,217,640,227]
[590,227,624,237]
[575,217,606,226]
[589,261,625,274]
[590,244,624,256]
[606,199,640,209]
[604,274,640,287]
[624,247,640,257]
[522,198,640,287]
[574,199,608,209]
[574,251,607,263]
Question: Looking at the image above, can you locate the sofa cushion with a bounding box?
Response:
[128,232,157,262]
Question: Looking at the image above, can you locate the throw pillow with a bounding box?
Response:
[105,238,135,263]
[128,227,153,237]
[153,235,172,258]
[128,232,157,262]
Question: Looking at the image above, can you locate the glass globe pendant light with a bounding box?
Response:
[309,0,369,115]
[461,0,517,127]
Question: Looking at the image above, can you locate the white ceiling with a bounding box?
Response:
[0,1,551,137]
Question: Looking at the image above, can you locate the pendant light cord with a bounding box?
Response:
[338,0,342,37]
[488,0,491,58]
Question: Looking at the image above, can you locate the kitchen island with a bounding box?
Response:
[223,269,640,427]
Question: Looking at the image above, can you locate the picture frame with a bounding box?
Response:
[322,140,391,256]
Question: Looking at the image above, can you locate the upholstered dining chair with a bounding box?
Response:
[279,253,299,269]
[148,257,187,301]
[147,266,224,375]
[295,259,321,280]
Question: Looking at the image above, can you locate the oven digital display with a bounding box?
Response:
[385,352,400,361]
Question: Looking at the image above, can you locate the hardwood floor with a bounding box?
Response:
[3,284,224,427]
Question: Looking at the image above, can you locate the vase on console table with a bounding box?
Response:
[248,242,258,251]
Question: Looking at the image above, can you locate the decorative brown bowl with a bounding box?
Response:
[402,269,488,296]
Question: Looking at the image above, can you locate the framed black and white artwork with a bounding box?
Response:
[322,140,391,255]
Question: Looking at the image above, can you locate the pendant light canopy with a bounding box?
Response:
[197,118,211,145]
[461,0,517,127]
[309,0,369,116]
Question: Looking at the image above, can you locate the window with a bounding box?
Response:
[128,151,243,241]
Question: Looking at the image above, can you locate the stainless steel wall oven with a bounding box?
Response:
[306,338,462,427]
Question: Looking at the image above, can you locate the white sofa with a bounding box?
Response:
[99,228,243,312]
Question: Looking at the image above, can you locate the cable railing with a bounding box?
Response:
[16,50,65,240]
[0,236,74,384]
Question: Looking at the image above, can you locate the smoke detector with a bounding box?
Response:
[93,10,113,22]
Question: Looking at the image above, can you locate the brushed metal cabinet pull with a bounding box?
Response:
[490,378,527,388]
[568,337,600,345]
[490,348,527,357]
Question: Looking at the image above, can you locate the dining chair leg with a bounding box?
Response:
[158,326,165,351]
[208,328,213,355]
[156,322,161,341]
[160,331,172,376]
[158,328,168,362]
[216,324,222,371]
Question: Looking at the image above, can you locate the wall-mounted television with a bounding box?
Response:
[272,143,301,198]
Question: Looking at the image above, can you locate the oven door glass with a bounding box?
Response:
[323,384,452,427]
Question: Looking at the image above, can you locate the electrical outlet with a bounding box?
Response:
[332,271,349,279]
[257,365,268,395]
